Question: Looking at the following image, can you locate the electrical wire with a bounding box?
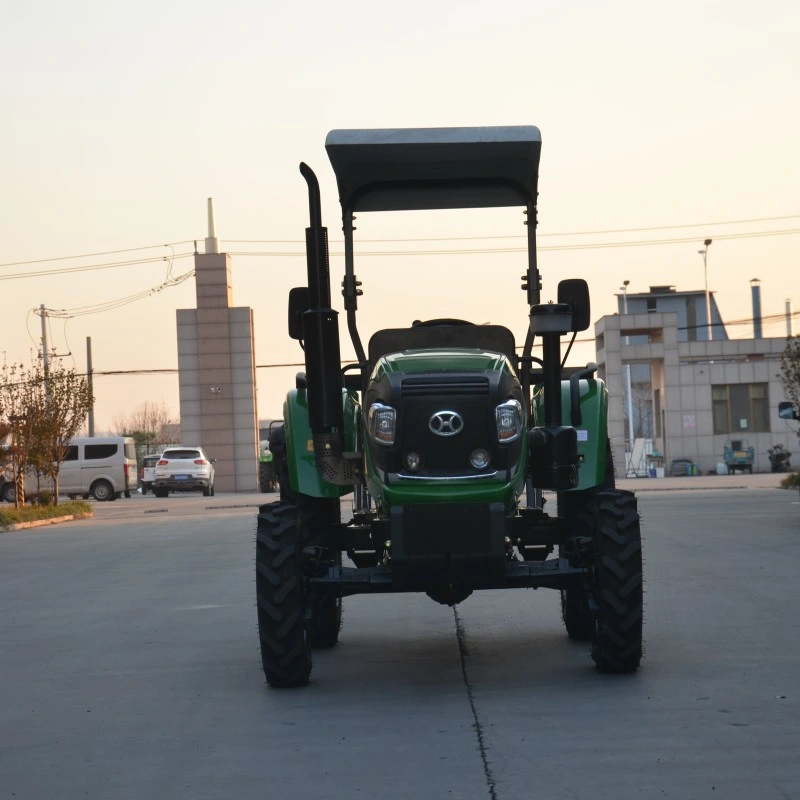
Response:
[225,213,800,244]
[45,268,196,319]
[5,214,799,272]
[0,253,195,281]
[0,241,195,269]
[225,227,800,259]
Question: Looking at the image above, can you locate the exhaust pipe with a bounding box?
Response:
[299,164,359,485]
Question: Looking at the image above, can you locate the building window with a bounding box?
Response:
[712,383,769,434]
[654,389,662,438]
[686,297,697,342]
[646,297,657,312]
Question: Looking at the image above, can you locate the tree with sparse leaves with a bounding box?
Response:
[0,360,41,507]
[38,360,94,503]
[0,355,93,507]
[780,336,800,437]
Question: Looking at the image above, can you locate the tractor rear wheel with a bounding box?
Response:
[256,502,312,687]
[590,489,643,673]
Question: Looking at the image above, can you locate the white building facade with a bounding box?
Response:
[596,310,795,476]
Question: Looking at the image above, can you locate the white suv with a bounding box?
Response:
[153,447,216,497]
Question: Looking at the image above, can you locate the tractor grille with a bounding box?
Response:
[400,377,492,475]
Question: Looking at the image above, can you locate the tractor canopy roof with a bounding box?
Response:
[325,126,541,213]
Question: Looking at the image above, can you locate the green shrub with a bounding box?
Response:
[0,500,93,530]
[780,472,800,489]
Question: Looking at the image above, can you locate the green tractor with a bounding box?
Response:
[256,126,643,687]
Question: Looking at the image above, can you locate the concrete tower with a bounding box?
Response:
[175,199,258,492]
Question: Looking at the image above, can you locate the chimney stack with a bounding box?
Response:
[205,198,220,255]
[750,278,762,339]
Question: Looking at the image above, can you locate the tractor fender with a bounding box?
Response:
[561,377,609,490]
[281,386,360,498]
[532,378,609,490]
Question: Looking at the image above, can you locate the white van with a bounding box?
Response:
[1,436,138,503]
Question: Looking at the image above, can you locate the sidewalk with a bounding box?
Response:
[617,471,790,492]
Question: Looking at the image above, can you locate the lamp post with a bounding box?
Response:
[698,238,713,341]
[621,280,635,464]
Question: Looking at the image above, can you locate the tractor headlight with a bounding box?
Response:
[368,402,397,446]
[495,399,523,443]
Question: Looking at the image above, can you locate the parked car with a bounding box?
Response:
[140,454,161,494]
[1,436,137,503]
[153,447,216,497]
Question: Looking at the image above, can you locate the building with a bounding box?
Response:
[175,201,259,492]
[618,284,727,342]
[596,305,794,476]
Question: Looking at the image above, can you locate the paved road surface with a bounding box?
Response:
[1,486,798,799]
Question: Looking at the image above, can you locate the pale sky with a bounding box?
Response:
[2,0,798,433]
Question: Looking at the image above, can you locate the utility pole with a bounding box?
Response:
[86,336,95,437]
[698,239,713,341]
[39,304,50,403]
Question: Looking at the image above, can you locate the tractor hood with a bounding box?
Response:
[363,347,526,496]
[371,348,515,379]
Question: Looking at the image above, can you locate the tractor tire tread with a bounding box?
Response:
[591,489,644,674]
[256,502,312,688]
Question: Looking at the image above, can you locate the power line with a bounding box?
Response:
[0,241,195,269]
[225,213,800,244]
[62,309,798,381]
[224,226,800,258]
[0,252,194,281]
[5,214,800,271]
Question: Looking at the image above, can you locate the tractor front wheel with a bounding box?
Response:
[590,489,643,673]
[256,502,312,688]
[557,439,615,641]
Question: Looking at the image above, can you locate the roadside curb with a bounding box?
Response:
[622,485,776,492]
[617,474,789,492]
[2,514,91,532]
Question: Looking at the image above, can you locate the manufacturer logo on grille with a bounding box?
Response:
[428,410,464,437]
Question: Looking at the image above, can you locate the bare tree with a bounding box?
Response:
[631,379,654,439]
[113,401,179,450]
[780,335,800,438]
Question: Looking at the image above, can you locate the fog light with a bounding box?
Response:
[469,448,491,469]
[404,451,422,471]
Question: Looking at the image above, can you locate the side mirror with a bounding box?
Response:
[557,279,591,332]
[778,401,799,421]
[288,287,310,340]
[210,458,217,464]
